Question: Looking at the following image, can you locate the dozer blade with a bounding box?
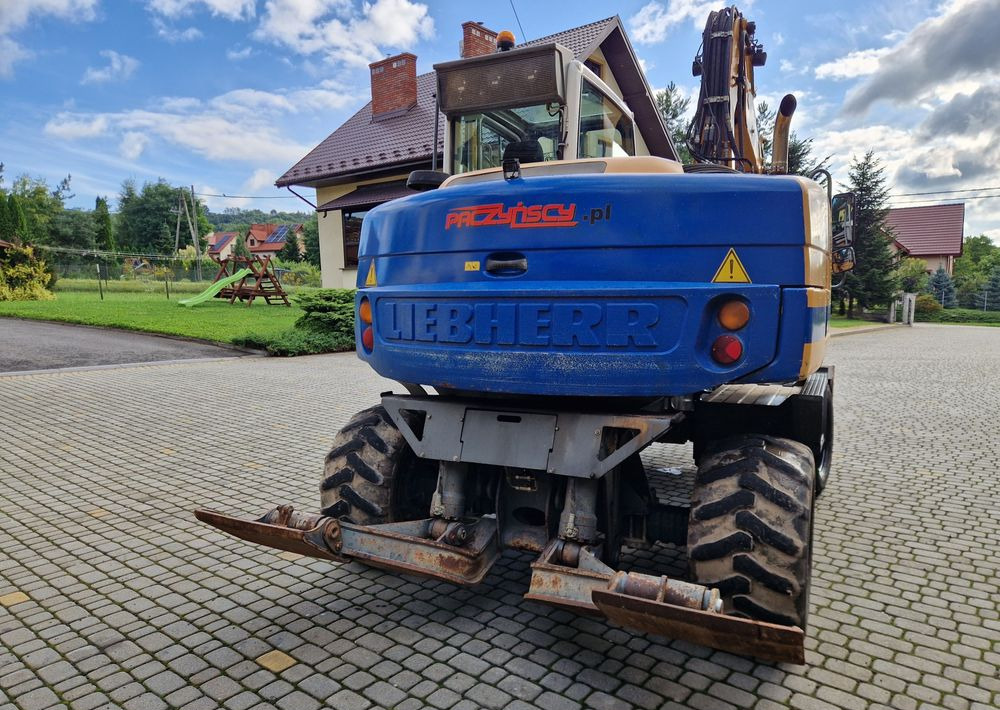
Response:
[195,506,500,587]
[195,507,346,561]
[525,542,805,664]
[591,587,805,665]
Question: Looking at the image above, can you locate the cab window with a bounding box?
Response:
[578,79,635,158]
[451,104,562,174]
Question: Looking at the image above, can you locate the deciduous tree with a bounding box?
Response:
[895,257,928,293]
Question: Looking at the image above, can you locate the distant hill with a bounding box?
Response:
[206,207,312,232]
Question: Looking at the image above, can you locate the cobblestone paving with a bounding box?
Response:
[1,324,998,710]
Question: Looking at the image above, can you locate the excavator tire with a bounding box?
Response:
[687,434,815,629]
[320,405,435,524]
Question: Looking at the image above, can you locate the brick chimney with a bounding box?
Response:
[369,52,417,120]
[460,21,498,58]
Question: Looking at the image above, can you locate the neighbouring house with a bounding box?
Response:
[887,204,965,275]
[245,223,305,259]
[207,231,238,260]
[276,17,677,288]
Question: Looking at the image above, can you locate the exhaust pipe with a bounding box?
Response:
[771,93,797,174]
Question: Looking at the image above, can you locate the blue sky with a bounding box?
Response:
[1,0,997,239]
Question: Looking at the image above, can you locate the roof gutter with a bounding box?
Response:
[284,186,317,210]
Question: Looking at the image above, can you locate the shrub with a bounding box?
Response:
[275,261,322,287]
[914,293,942,315]
[0,245,54,301]
[924,308,1000,324]
[295,288,355,331]
[235,288,356,356]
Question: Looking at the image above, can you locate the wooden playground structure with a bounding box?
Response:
[210,255,290,307]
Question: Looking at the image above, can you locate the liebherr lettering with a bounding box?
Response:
[377,301,660,348]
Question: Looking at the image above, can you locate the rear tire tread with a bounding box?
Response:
[320,405,410,525]
[688,435,815,629]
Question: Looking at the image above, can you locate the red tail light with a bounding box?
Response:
[711,334,743,365]
[361,326,374,351]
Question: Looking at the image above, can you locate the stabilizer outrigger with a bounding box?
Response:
[196,503,805,664]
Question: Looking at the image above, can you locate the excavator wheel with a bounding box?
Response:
[687,435,815,629]
[320,405,436,524]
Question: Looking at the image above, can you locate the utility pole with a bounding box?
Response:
[191,185,203,282]
[180,189,203,282]
[174,193,182,254]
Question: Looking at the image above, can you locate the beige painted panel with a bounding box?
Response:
[314,174,409,288]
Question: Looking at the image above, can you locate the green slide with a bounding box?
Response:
[178,268,253,307]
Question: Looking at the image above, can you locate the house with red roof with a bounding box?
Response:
[886,204,965,275]
[207,231,238,260]
[245,223,304,259]
[275,17,678,288]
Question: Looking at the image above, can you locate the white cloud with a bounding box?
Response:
[154,18,203,41]
[255,0,435,67]
[226,45,253,60]
[814,47,890,80]
[627,1,751,44]
[0,0,98,33]
[773,32,784,46]
[41,84,325,166]
[81,50,140,84]
[120,132,150,160]
[245,168,276,191]
[44,114,108,139]
[0,0,98,78]
[213,88,297,113]
[146,0,255,21]
[0,36,31,78]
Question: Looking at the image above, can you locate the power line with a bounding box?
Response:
[195,191,297,199]
[889,193,1000,206]
[509,0,526,40]
[892,185,1000,197]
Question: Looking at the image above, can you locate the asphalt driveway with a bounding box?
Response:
[0,318,239,374]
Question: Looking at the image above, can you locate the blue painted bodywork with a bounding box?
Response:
[355,172,827,397]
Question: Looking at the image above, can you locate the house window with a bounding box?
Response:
[372,66,384,75]
[392,58,407,68]
[342,208,370,268]
[584,59,602,79]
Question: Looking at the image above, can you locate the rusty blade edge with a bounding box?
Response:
[194,509,343,561]
[592,588,805,665]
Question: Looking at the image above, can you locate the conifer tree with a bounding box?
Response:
[976,266,1000,311]
[278,231,301,262]
[94,196,115,251]
[927,266,957,308]
[8,194,27,243]
[843,150,897,316]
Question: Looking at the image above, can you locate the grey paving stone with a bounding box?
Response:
[2,329,998,710]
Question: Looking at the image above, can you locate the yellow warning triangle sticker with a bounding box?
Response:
[712,248,751,283]
[364,261,377,287]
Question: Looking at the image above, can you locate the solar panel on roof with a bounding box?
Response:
[265,225,289,243]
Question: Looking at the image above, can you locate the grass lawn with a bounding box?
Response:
[828,316,882,329]
[0,290,303,344]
